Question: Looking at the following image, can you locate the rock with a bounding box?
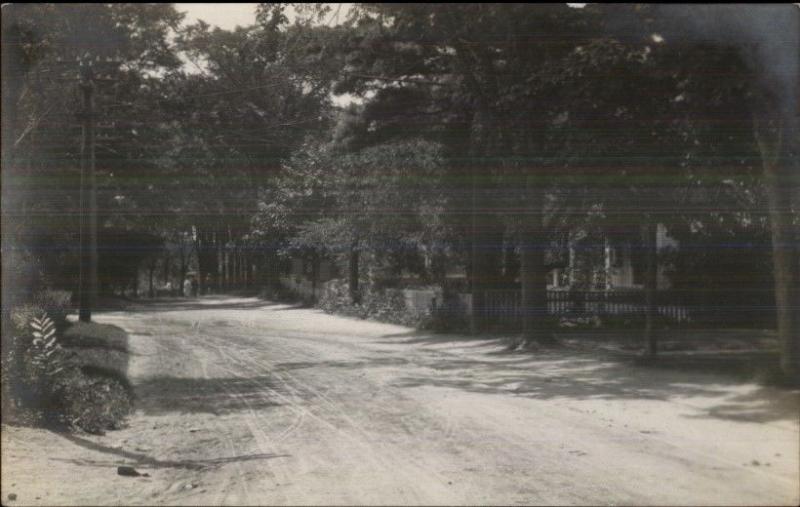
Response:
[188,428,201,433]
[8,493,17,501]
[751,459,760,466]
[117,466,142,477]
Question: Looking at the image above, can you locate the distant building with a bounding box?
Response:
[548,223,678,291]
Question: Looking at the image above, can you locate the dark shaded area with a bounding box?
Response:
[115,297,298,314]
[80,365,134,394]
[378,329,797,424]
[390,356,798,424]
[61,322,129,353]
[134,375,285,415]
[53,431,288,471]
[683,386,800,424]
[379,329,516,347]
[274,356,411,372]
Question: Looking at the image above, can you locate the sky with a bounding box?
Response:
[174,3,588,106]
[179,3,258,30]
[177,3,589,30]
[176,3,358,106]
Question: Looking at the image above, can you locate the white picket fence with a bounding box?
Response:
[278,276,691,329]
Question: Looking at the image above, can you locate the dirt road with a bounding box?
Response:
[3,296,798,505]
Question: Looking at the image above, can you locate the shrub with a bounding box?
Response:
[2,311,75,421]
[317,279,425,327]
[33,290,72,332]
[379,290,418,325]
[1,308,133,434]
[53,367,133,434]
[419,294,469,333]
[2,249,48,313]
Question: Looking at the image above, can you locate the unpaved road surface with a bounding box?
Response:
[3,296,798,505]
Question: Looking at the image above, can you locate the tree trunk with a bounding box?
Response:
[349,245,361,304]
[430,248,445,287]
[520,187,553,346]
[148,265,155,299]
[754,107,799,382]
[163,251,171,292]
[642,219,658,357]
[242,249,249,288]
[194,228,204,295]
[179,248,187,297]
[241,248,247,288]
[216,232,224,292]
[233,244,239,288]
[263,251,274,289]
[469,162,504,333]
[223,249,229,290]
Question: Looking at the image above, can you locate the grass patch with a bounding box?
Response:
[3,319,134,434]
[62,322,129,352]
[57,322,133,432]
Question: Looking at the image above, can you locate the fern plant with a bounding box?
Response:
[28,313,71,379]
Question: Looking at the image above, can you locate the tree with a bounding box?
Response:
[597,3,799,378]
[253,124,449,304]
[167,9,338,293]
[327,4,599,340]
[2,4,185,300]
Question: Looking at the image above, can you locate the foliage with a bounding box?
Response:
[1,304,133,433]
[419,297,470,334]
[3,309,74,422]
[32,290,72,331]
[317,279,425,327]
[54,367,133,434]
[255,134,451,288]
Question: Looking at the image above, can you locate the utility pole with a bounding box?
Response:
[78,55,97,322]
[73,53,122,321]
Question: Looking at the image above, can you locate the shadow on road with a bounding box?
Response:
[53,432,288,471]
[134,375,285,415]
[102,296,300,314]
[378,330,798,424]
[274,356,411,372]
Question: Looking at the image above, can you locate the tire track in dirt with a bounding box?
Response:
[188,328,411,503]
[190,321,455,503]
[184,320,293,505]
[89,300,798,505]
[119,316,257,505]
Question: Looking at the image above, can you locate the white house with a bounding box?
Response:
[548,223,679,291]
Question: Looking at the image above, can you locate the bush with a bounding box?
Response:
[2,249,48,313]
[317,279,425,327]
[1,307,133,434]
[33,289,72,332]
[2,311,75,422]
[53,367,133,434]
[420,295,469,333]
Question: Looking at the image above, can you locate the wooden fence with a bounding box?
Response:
[278,275,769,329]
[476,288,693,328]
